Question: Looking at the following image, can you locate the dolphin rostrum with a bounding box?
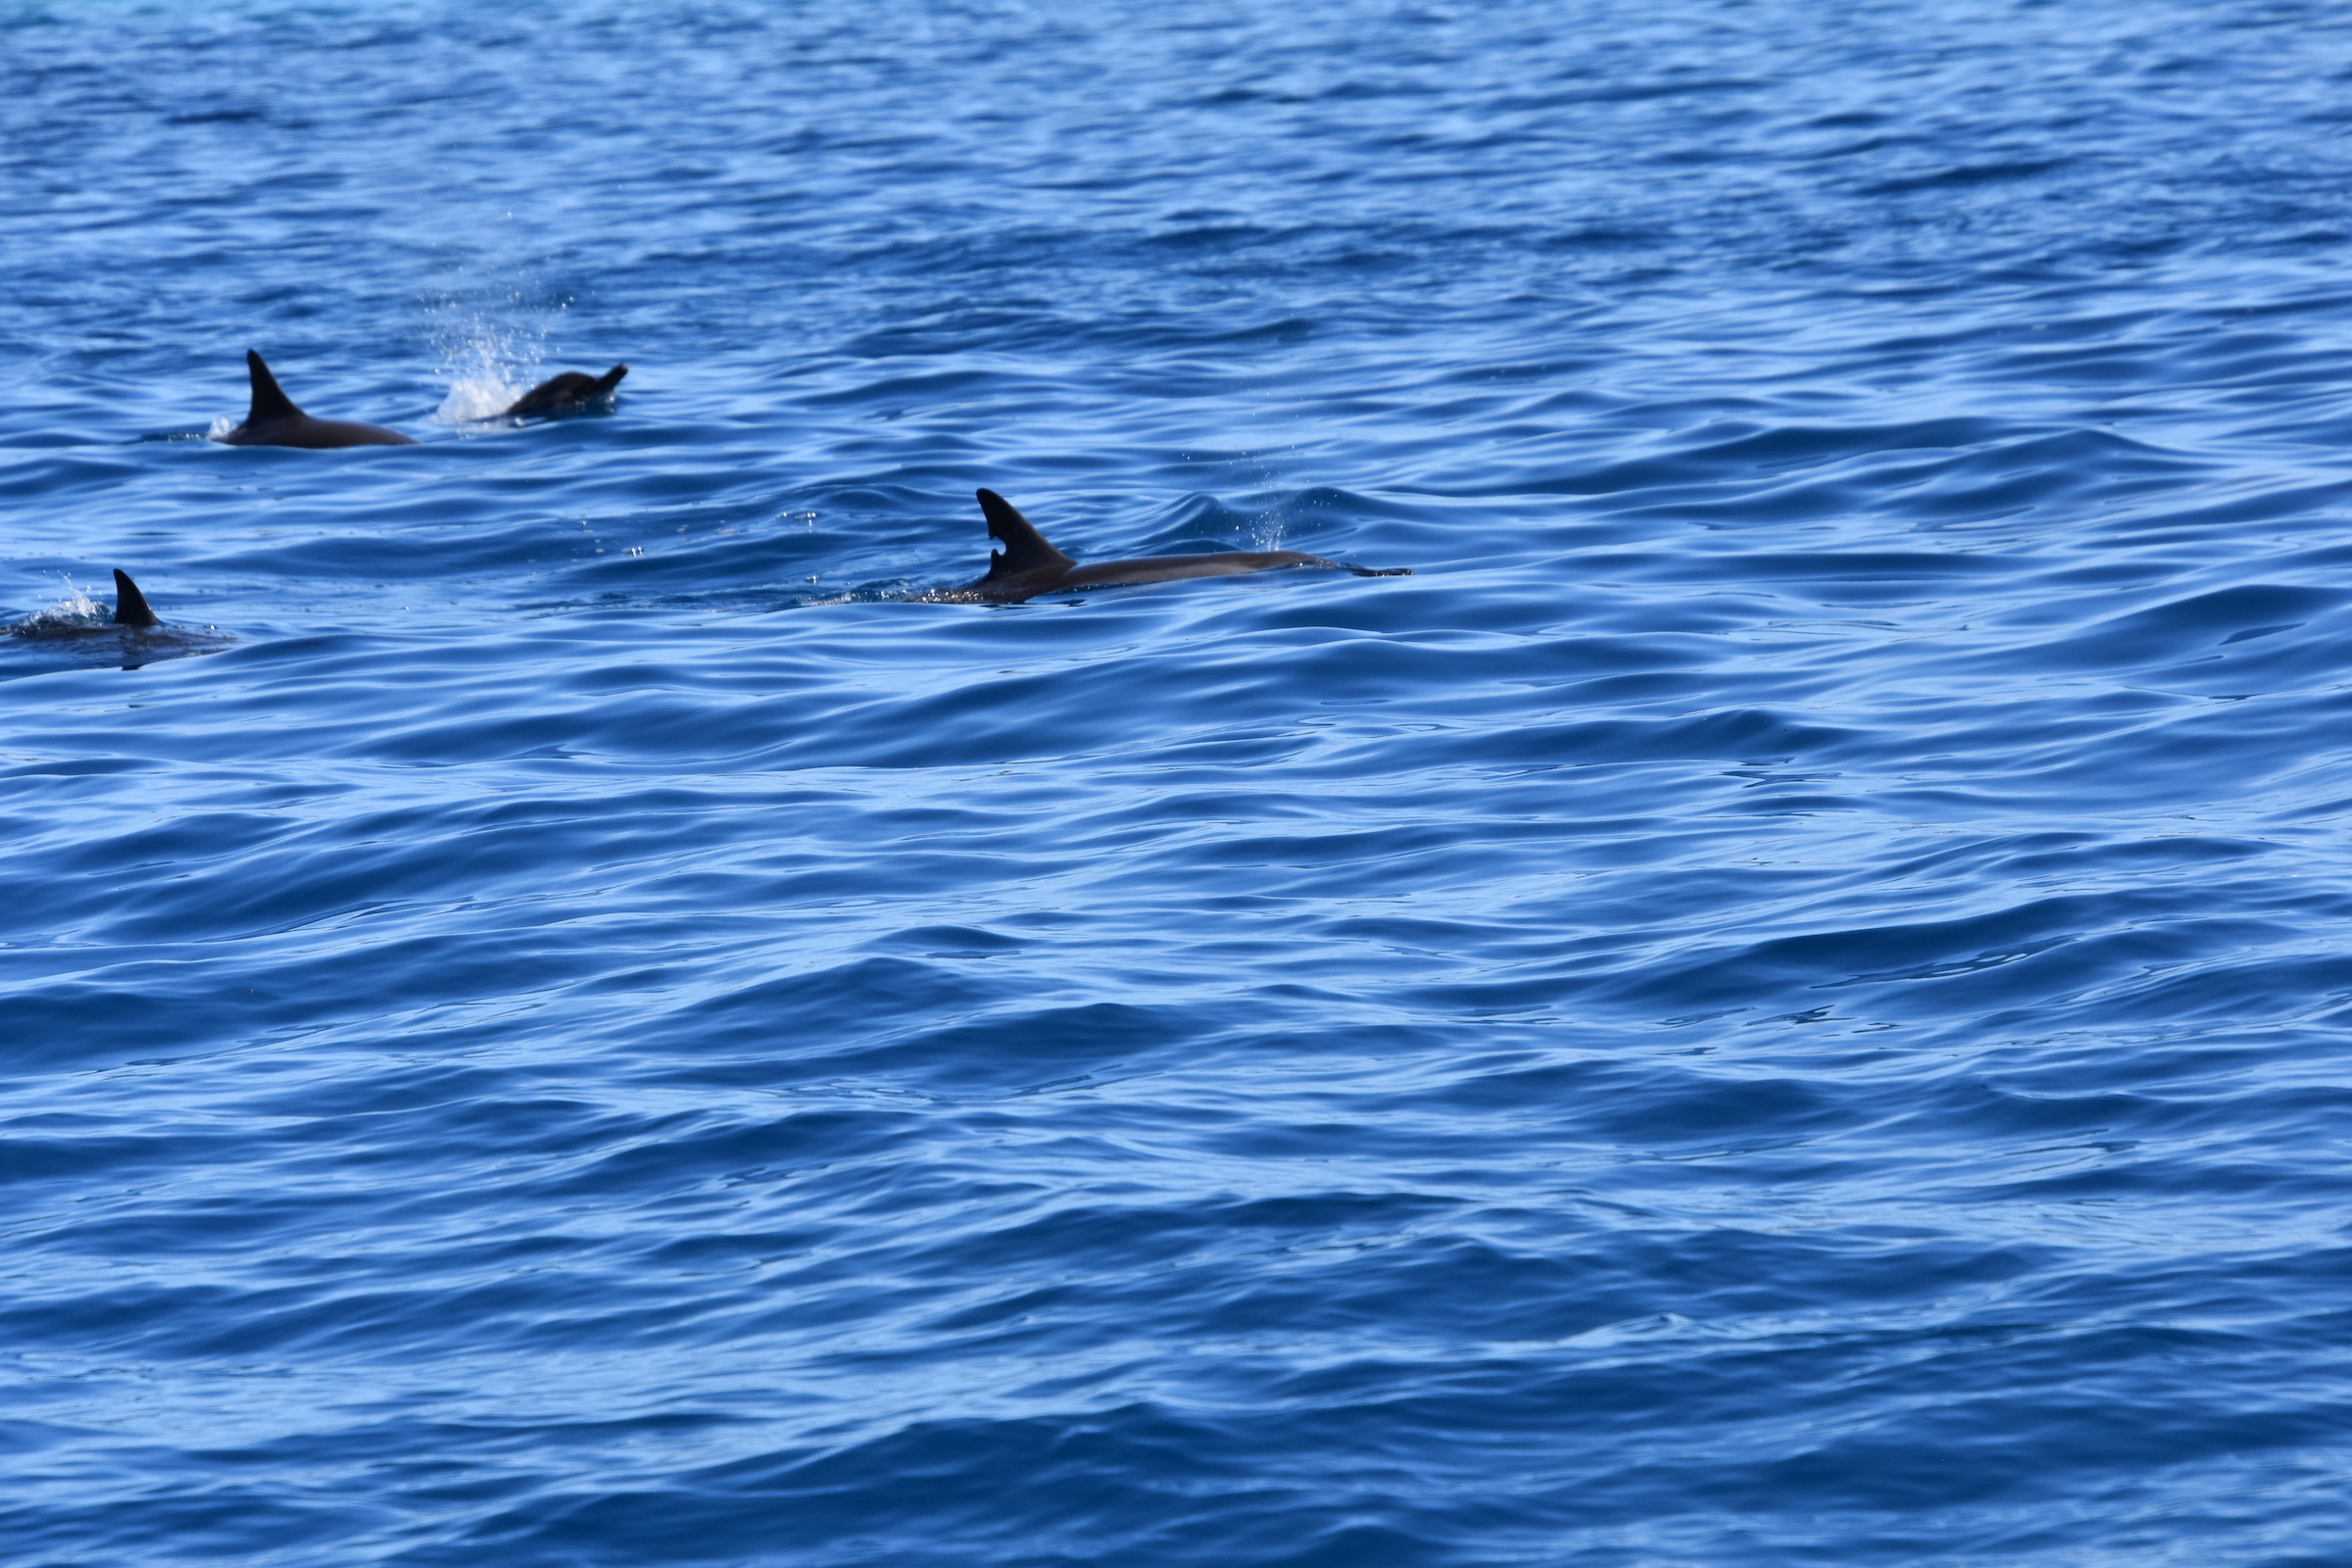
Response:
[506,364,628,417]
[930,489,1410,604]
[220,351,416,448]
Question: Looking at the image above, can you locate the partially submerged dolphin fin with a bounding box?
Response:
[245,350,304,424]
[112,569,160,628]
[977,488,1076,580]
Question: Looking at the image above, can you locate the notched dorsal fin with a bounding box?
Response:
[112,569,160,628]
[977,488,1075,579]
[245,349,303,424]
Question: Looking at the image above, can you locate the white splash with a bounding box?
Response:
[16,576,105,631]
[435,371,528,424]
[424,301,548,425]
[206,414,238,442]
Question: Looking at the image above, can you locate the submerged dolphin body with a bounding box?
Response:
[506,364,628,417]
[5,569,229,667]
[9,569,164,638]
[930,489,1410,604]
[220,351,416,449]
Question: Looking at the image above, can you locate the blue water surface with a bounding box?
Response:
[6,2,2352,1563]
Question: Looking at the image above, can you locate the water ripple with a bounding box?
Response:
[8,1,2352,1564]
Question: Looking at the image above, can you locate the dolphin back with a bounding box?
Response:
[506,364,629,417]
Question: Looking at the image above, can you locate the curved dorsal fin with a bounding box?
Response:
[112,569,159,628]
[977,489,1075,579]
[595,364,629,394]
[245,349,303,424]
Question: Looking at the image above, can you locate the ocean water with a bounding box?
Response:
[7,1,2352,1562]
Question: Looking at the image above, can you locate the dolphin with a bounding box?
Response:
[220,350,416,448]
[5,569,225,668]
[9,569,162,637]
[927,489,1410,604]
[506,364,628,417]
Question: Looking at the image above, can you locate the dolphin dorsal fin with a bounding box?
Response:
[596,364,629,394]
[112,569,160,628]
[977,489,1075,579]
[245,350,303,423]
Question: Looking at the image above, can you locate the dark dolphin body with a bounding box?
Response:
[220,350,416,448]
[506,364,627,417]
[927,489,1410,604]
